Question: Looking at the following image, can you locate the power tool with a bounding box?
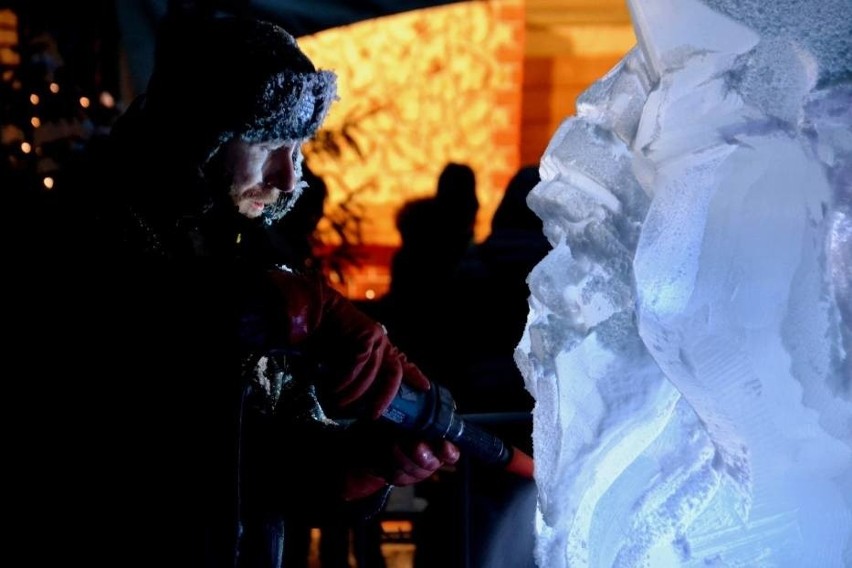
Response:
[379,380,534,479]
[286,347,534,479]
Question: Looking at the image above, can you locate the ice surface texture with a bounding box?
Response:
[517,0,852,566]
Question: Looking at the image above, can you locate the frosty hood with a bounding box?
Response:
[143,15,337,169]
[109,15,337,238]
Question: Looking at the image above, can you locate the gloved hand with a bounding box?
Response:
[267,269,431,419]
[340,427,460,501]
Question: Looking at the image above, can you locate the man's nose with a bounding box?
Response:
[263,151,296,193]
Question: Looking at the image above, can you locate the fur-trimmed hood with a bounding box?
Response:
[106,15,337,255]
[143,15,337,168]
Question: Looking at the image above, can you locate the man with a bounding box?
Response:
[45,12,456,567]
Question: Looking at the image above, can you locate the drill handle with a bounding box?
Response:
[445,414,514,467]
[380,381,514,468]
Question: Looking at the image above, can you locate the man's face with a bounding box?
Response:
[222,139,300,219]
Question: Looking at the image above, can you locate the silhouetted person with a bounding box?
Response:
[380,162,479,379]
[444,164,546,414]
[434,162,479,256]
[414,165,545,568]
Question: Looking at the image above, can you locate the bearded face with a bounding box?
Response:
[218,138,306,221]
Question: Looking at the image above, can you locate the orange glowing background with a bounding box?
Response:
[0,9,19,66]
[297,1,525,298]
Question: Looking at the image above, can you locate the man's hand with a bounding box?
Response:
[341,434,460,502]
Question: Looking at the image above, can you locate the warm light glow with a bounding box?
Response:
[381,519,414,534]
[30,116,40,128]
[29,93,39,105]
[298,0,524,298]
[20,141,31,153]
[0,8,17,27]
[365,289,376,300]
[300,0,524,248]
[49,82,60,93]
[0,9,19,66]
[79,96,90,108]
[0,47,19,66]
[43,176,54,189]
[99,91,115,108]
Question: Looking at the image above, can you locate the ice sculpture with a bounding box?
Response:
[516,0,852,566]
